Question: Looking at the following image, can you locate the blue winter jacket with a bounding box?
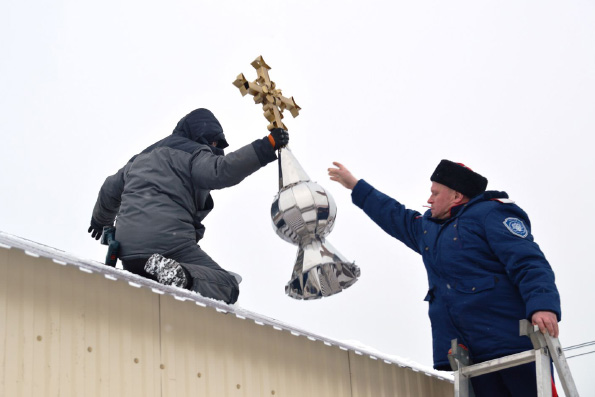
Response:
[352,179,561,370]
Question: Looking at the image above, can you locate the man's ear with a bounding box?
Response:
[453,191,468,205]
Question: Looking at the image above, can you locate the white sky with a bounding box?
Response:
[2,0,594,394]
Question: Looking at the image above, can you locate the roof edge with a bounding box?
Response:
[0,230,453,382]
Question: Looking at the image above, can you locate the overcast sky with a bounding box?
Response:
[2,0,594,394]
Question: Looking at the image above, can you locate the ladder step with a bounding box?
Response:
[461,350,537,378]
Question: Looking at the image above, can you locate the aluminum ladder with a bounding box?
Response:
[448,319,579,397]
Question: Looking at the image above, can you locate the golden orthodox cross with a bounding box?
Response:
[233,56,300,131]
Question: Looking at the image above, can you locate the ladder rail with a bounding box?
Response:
[546,334,580,397]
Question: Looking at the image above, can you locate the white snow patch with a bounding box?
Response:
[340,339,453,380]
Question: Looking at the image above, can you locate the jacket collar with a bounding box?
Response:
[425,190,509,222]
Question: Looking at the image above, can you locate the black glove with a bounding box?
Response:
[88,218,104,240]
[267,128,289,150]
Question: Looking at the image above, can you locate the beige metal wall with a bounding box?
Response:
[0,247,453,397]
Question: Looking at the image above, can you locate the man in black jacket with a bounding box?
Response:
[88,108,288,304]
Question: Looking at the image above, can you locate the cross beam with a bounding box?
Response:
[233,56,300,131]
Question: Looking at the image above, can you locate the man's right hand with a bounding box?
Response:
[268,128,289,150]
[328,162,358,190]
[88,218,103,240]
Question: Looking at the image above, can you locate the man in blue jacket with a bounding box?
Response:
[328,159,561,396]
[88,108,288,304]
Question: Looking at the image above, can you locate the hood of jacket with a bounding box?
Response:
[172,108,229,155]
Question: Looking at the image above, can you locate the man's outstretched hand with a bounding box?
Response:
[328,162,358,190]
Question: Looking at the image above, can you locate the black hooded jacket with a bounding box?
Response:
[91,108,277,260]
[173,108,229,154]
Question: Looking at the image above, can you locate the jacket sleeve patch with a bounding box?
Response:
[503,217,528,238]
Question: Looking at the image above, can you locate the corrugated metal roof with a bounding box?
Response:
[0,230,453,383]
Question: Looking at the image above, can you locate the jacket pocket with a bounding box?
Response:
[453,276,496,294]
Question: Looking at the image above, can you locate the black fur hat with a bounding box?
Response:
[430,160,488,198]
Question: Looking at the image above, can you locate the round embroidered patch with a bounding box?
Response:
[503,217,528,238]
